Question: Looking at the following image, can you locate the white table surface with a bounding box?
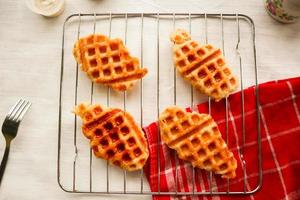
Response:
[0,0,299,200]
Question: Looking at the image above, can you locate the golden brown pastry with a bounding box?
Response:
[74,103,149,171]
[73,34,148,91]
[159,106,237,179]
[170,29,238,101]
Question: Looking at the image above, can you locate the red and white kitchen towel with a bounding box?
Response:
[143,77,300,200]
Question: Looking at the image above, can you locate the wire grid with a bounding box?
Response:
[57,13,262,195]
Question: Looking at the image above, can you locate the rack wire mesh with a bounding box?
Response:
[57,13,262,195]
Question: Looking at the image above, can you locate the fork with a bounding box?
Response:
[0,99,31,186]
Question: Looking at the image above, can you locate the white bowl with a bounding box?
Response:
[26,0,65,17]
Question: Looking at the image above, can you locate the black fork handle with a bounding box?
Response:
[0,141,11,187]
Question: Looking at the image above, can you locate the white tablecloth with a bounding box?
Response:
[0,0,299,199]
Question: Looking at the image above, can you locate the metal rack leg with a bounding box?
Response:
[88,12,97,193]
[172,12,179,195]
[156,13,161,194]
[188,13,196,195]
[140,13,144,194]
[235,14,248,193]
[220,13,231,193]
[203,13,214,193]
[123,13,128,194]
[106,12,112,193]
[72,13,81,192]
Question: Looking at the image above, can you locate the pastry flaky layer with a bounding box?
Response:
[170,29,238,102]
[73,34,148,91]
[159,106,237,179]
[74,103,149,171]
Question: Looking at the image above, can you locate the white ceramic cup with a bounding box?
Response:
[26,0,65,17]
[265,0,300,23]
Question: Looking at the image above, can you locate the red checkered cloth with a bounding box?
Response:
[143,77,300,200]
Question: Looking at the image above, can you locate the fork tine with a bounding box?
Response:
[11,101,30,121]
[9,100,27,120]
[15,102,31,122]
[7,99,24,118]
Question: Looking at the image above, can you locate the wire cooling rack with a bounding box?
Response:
[57,13,262,195]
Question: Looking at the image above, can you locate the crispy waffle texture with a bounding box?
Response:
[159,106,237,179]
[73,34,148,91]
[74,103,149,171]
[170,29,238,101]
